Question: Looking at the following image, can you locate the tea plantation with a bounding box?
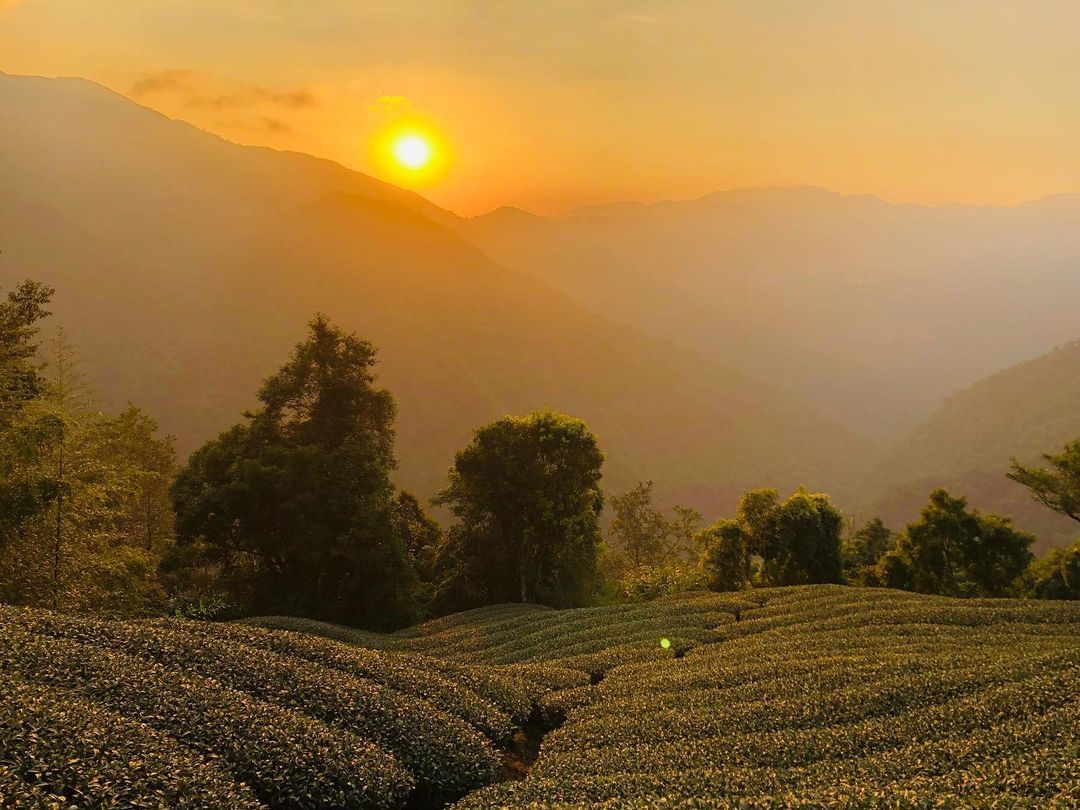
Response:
[2,586,1078,807]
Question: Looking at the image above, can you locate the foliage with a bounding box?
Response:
[391,490,442,608]
[171,315,418,627]
[1023,539,1080,600]
[698,519,753,592]
[609,481,669,567]
[881,489,1034,597]
[700,487,844,591]
[1009,438,1080,525]
[4,585,1078,807]
[611,561,708,603]
[0,323,177,616]
[842,517,895,586]
[604,481,704,602]
[432,410,605,610]
[0,610,414,808]
[0,673,262,808]
[0,279,59,547]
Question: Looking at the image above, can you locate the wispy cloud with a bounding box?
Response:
[130,70,317,110]
[367,94,412,114]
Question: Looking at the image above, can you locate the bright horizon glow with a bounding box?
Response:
[3,1,1080,214]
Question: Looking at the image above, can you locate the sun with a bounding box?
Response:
[391,133,433,171]
[372,123,448,186]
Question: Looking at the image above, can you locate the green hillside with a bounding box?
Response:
[867,340,1080,551]
[3,586,1077,807]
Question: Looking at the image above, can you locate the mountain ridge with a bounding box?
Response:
[0,71,865,517]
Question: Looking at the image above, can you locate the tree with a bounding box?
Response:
[699,487,843,591]
[699,519,753,591]
[1023,540,1080,600]
[762,488,845,586]
[1008,440,1080,525]
[609,481,669,567]
[391,491,442,608]
[0,279,59,546]
[171,315,416,627]
[432,410,604,610]
[667,504,704,563]
[0,330,176,615]
[90,405,176,553]
[883,489,1034,597]
[843,518,895,585]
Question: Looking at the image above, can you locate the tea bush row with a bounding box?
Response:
[3,606,496,803]
[0,619,412,808]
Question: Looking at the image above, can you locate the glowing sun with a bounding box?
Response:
[391,134,433,170]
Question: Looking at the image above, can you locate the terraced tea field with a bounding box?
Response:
[2,586,1077,807]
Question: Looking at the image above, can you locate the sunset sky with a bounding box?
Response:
[3,0,1079,215]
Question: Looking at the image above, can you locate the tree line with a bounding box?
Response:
[1,279,1077,626]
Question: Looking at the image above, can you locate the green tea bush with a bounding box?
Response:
[4,607,497,803]
[454,587,1080,808]
[0,618,412,808]
[4,585,1077,808]
[0,674,262,808]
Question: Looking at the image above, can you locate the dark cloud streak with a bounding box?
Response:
[130,69,317,110]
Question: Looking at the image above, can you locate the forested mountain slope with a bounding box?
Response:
[867,340,1080,551]
[0,72,863,513]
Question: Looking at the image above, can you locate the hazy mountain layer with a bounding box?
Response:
[464,187,1080,439]
[0,72,864,516]
[867,340,1080,551]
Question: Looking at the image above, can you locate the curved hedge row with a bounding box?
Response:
[254,594,754,668]
[456,587,1080,808]
[4,607,497,804]
[0,617,413,808]
[4,585,1077,808]
[0,674,262,808]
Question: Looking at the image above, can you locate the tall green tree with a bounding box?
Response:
[609,481,669,567]
[762,488,845,585]
[1008,439,1080,526]
[171,315,416,627]
[843,518,895,585]
[699,487,843,591]
[0,279,59,545]
[698,519,753,592]
[433,410,604,610]
[880,489,1034,597]
[1023,540,1080,600]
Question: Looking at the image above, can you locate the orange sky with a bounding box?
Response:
[3,0,1079,216]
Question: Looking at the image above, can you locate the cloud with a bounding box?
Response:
[367,94,412,114]
[260,116,292,134]
[130,70,317,110]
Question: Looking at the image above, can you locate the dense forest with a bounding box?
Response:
[3,278,1076,629]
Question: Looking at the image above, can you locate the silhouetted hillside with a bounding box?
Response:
[0,72,864,515]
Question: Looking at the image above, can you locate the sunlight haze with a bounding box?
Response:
[2,0,1079,214]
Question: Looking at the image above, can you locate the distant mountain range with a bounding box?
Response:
[463,185,1080,439]
[4,71,1078,549]
[0,72,865,519]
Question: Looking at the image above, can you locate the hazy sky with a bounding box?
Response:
[3,0,1079,215]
